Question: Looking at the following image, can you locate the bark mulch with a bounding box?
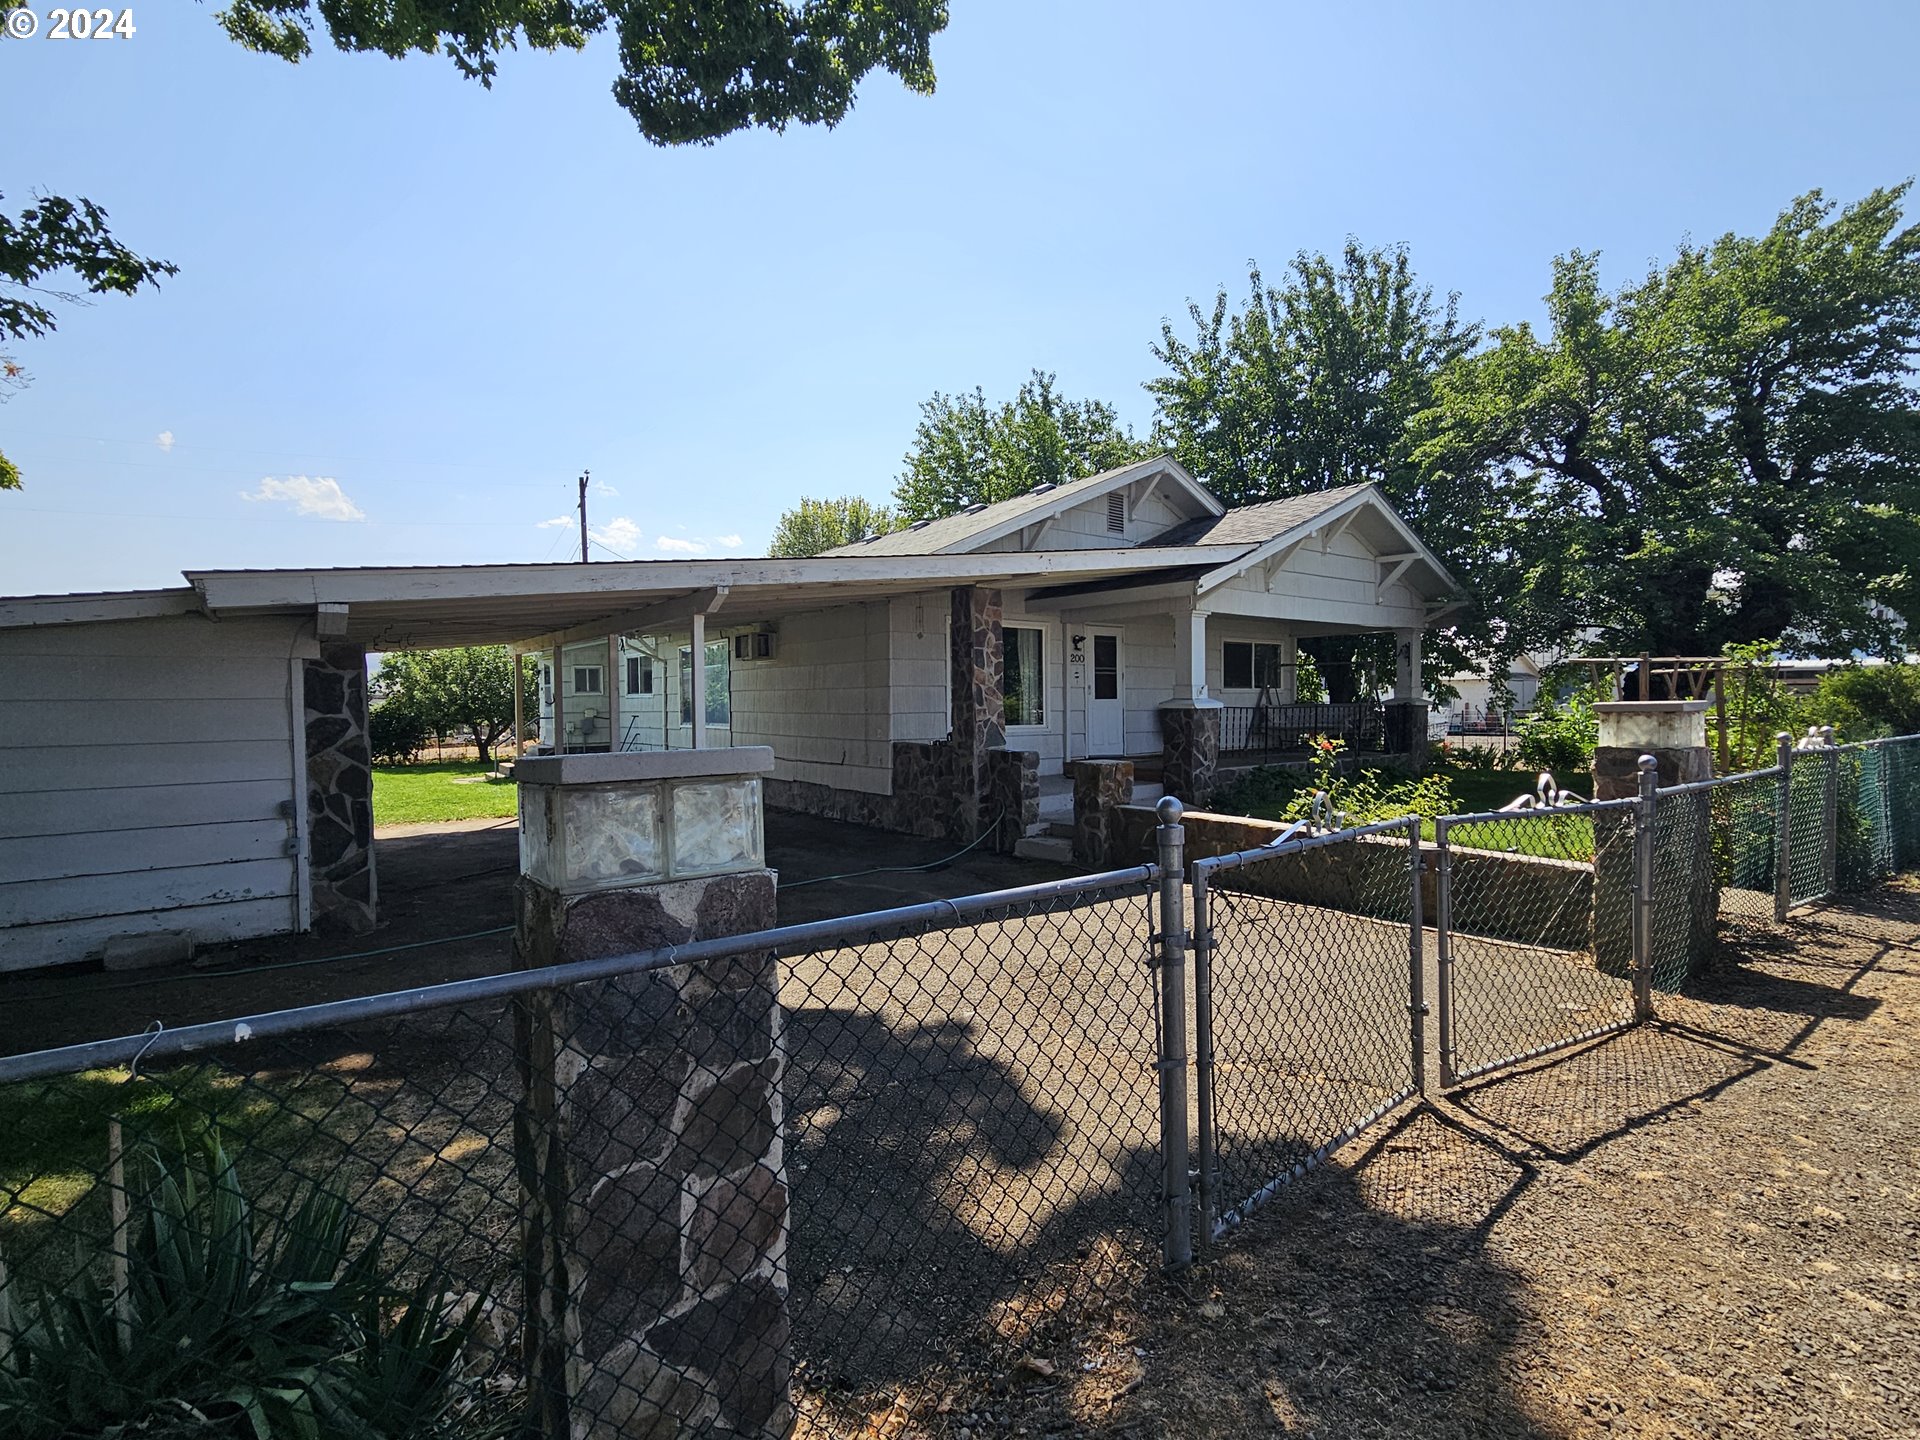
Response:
[817,880,1918,1439]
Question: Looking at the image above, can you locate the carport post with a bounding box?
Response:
[1154,796,1193,1270]
[691,611,707,749]
[1632,754,1657,1022]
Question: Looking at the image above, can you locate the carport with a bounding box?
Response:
[0,548,1199,972]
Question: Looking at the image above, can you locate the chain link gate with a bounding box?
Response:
[1434,796,1645,1088]
[1186,817,1423,1240]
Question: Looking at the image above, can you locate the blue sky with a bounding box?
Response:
[3,1,1916,596]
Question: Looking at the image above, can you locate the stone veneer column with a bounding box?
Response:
[511,751,788,1440]
[985,746,1039,854]
[1157,702,1221,808]
[303,643,376,932]
[1072,759,1135,867]
[948,586,1005,844]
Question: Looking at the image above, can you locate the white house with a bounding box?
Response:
[0,456,1460,972]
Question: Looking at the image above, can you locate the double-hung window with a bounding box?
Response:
[1222,640,1286,690]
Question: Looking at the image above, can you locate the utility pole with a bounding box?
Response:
[578,470,590,564]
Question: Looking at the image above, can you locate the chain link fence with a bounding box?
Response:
[0,869,1170,1440]
[1189,818,1421,1239]
[1434,801,1638,1087]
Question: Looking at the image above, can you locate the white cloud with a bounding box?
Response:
[592,517,644,554]
[535,515,573,529]
[242,475,365,522]
[655,535,706,554]
[714,534,743,548]
[155,430,175,453]
[594,481,620,497]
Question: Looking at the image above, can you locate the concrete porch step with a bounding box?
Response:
[1014,834,1075,864]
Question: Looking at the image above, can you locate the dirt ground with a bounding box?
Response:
[0,811,1076,1055]
[850,883,1920,1440]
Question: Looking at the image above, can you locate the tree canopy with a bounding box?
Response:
[1417,184,1920,661]
[768,494,897,557]
[216,0,949,144]
[892,369,1155,522]
[372,646,531,763]
[0,190,177,489]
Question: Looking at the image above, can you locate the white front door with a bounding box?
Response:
[1088,630,1124,755]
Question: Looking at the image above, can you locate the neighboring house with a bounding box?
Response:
[1444,654,1545,732]
[0,455,1460,972]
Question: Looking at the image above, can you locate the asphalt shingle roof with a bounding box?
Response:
[1146,482,1376,548]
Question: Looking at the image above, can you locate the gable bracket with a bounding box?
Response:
[1375,554,1419,602]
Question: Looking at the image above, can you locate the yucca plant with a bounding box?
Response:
[0,1137,506,1439]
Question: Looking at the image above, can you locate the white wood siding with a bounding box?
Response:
[1122,616,1174,756]
[1205,615,1297,705]
[0,613,307,972]
[1205,529,1428,629]
[888,594,948,745]
[728,604,889,794]
[982,478,1196,553]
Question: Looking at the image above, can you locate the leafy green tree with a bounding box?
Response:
[1148,242,1482,696]
[893,369,1154,522]
[0,190,177,489]
[372,646,532,763]
[1417,185,1920,661]
[1813,663,1920,741]
[768,494,897,556]
[216,0,948,143]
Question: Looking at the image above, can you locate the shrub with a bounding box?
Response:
[370,696,431,765]
[0,1138,504,1440]
[1812,662,1920,741]
[1515,686,1600,776]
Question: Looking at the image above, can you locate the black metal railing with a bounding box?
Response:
[1218,702,1386,761]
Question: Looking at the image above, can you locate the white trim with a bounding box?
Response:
[1004,623,1048,729]
[287,656,311,933]
[0,588,202,630]
[928,457,1224,555]
[1194,485,1460,601]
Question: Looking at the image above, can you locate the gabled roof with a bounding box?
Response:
[826,454,1222,557]
[1194,482,1461,604]
[1151,481,1374,547]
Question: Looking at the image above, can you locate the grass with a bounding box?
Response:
[1216,763,1599,861]
[372,760,518,827]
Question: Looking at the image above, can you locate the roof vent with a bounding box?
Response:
[1106,492,1127,534]
[909,518,932,530]
[962,502,988,515]
[1031,482,1056,495]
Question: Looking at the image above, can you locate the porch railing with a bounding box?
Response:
[1219,702,1386,762]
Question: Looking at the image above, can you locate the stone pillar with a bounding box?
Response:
[985,746,1039,854]
[1382,701,1430,765]
[1072,759,1135,867]
[948,586,1005,844]
[1157,702,1221,808]
[511,748,790,1440]
[304,643,376,932]
[1591,701,1715,982]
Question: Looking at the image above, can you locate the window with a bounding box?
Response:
[573,665,602,695]
[540,665,552,704]
[679,639,731,726]
[1093,633,1119,701]
[625,656,652,695]
[732,631,775,661]
[1106,492,1126,534]
[1222,640,1286,690]
[1005,626,1045,727]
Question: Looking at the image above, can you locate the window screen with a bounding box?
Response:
[1004,627,1044,726]
[1222,640,1285,690]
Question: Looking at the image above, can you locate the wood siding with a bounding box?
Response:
[0,613,307,972]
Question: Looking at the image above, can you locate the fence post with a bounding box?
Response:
[1434,817,1455,1088]
[1188,859,1216,1249]
[1407,820,1427,1095]
[1632,753,1657,1022]
[1774,732,1793,922]
[1154,796,1193,1270]
[1820,725,1839,897]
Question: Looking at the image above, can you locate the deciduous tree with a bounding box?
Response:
[768,495,896,556]
[893,370,1153,522]
[372,646,532,763]
[1417,185,1920,661]
[216,0,948,144]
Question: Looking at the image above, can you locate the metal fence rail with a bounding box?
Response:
[1218,702,1386,762]
[1189,817,1422,1239]
[1435,798,1641,1087]
[0,868,1170,1440]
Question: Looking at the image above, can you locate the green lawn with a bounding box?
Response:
[372,760,519,826]
[1218,764,1598,861]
